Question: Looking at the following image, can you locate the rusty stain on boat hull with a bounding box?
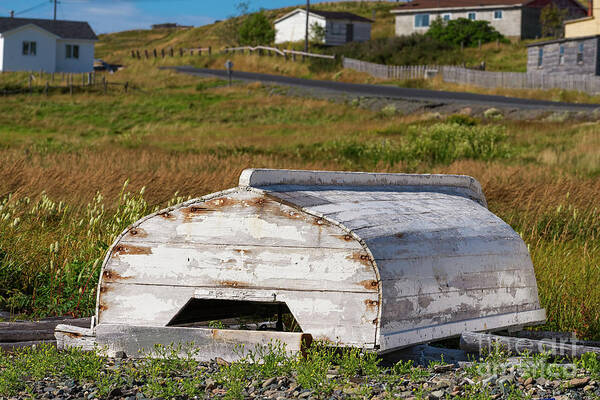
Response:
[82,169,546,359]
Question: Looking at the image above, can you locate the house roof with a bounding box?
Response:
[310,10,374,23]
[275,8,373,24]
[526,34,600,47]
[391,0,529,13]
[0,17,97,40]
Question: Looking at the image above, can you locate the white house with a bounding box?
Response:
[275,9,373,46]
[0,17,97,73]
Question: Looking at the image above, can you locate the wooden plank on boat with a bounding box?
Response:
[460,332,600,358]
[55,324,96,351]
[120,190,362,250]
[104,243,375,293]
[98,283,378,347]
[96,324,312,362]
[380,309,546,352]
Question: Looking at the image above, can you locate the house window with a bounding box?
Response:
[468,12,477,20]
[442,13,452,21]
[494,10,503,19]
[538,48,544,67]
[415,14,430,27]
[22,41,37,56]
[559,45,565,65]
[66,44,80,59]
[577,43,584,63]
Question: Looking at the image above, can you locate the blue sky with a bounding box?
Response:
[0,0,332,34]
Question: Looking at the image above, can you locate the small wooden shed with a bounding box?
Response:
[57,169,545,360]
[274,9,373,46]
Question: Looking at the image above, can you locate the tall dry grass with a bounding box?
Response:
[0,69,598,339]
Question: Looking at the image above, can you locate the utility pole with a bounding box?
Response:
[304,0,310,52]
[53,0,57,20]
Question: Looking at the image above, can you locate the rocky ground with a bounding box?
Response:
[275,85,600,122]
[6,356,599,400]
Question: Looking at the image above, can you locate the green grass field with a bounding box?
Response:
[0,65,598,340]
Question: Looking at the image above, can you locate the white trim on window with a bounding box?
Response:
[22,41,37,56]
[493,10,503,19]
[66,44,80,59]
[442,13,452,21]
[577,42,584,64]
[468,12,477,20]
[414,13,430,28]
[559,45,565,65]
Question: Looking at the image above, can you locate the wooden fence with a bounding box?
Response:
[130,47,212,59]
[1,71,132,96]
[342,57,600,95]
[441,66,600,94]
[223,46,337,62]
[342,57,438,80]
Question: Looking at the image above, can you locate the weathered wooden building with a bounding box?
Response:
[527,35,600,75]
[57,169,545,360]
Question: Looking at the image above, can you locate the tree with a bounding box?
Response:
[541,3,566,38]
[310,22,326,44]
[238,10,276,46]
[426,17,507,47]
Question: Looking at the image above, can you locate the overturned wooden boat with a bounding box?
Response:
[57,169,545,360]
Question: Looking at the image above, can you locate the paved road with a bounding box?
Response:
[170,66,599,112]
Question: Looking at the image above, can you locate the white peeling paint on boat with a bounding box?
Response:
[88,168,544,355]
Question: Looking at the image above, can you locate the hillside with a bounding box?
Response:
[95,2,397,61]
[95,1,529,74]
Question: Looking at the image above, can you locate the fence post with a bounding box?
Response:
[161,49,165,58]
[29,75,33,94]
[131,50,136,58]
[153,49,157,58]
[102,77,107,94]
[145,50,149,59]
[44,82,49,96]
[124,82,129,93]
[136,50,141,59]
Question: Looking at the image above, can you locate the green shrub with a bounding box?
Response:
[293,341,337,395]
[407,123,509,165]
[296,123,509,168]
[330,34,464,66]
[426,17,508,47]
[0,184,189,317]
[238,11,275,46]
[446,114,478,126]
